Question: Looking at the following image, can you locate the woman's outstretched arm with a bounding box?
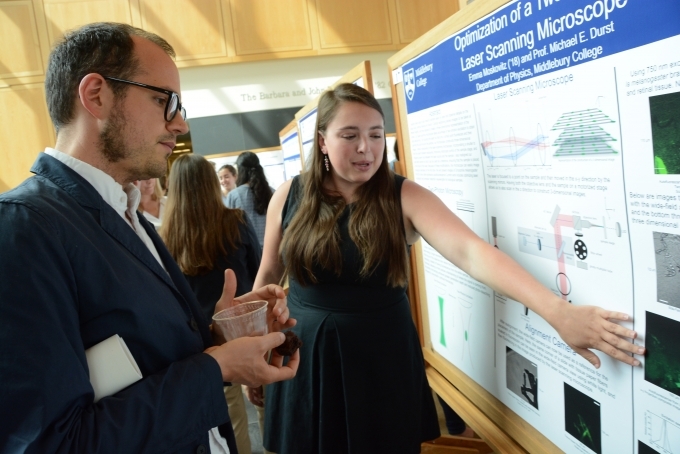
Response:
[400,178,644,368]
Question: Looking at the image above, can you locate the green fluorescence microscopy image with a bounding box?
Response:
[650,91,680,174]
[645,311,680,398]
[564,382,601,454]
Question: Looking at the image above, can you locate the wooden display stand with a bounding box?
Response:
[388,1,562,452]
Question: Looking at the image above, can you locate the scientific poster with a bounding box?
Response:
[297,109,318,170]
[281,130,302,180]
[399,1,680,452]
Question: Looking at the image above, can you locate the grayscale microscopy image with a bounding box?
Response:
[506,346,539,409]
[653,232,680,308]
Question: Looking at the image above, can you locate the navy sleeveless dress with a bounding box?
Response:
[264,174,440,454]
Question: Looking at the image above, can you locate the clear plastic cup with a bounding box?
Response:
[212,300,268,341]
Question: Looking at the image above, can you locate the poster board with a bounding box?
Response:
[295,61,374,170]
[279,120,302,181]
[388,1,680,453]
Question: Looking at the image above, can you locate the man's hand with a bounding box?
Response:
[550,299,645,368]
[205,332,299,387]
[213,270,296,345]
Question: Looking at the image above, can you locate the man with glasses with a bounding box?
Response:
[0,22,298,453]
[102,76,186,123]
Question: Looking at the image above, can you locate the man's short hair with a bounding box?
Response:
[45,22,175,132]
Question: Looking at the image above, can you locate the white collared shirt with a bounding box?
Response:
[44,148,166,272]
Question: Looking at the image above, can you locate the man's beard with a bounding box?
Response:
[99,106,127,163]
[98,104,169,180]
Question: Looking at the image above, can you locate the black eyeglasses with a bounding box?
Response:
[103,76,187,122]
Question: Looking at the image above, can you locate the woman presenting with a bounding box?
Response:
[254,83,643,454]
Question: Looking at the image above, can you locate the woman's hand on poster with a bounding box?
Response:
[551,300,645,368]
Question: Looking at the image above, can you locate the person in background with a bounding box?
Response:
[253,83,644,453]
[136,177,165,229]
[161,153,262,454]
[0,22,298,453]
[218,164,237,205]
[225,152,273,248]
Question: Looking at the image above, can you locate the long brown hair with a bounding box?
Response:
[160,154,244,276]
[235,151,273,215]
[280,83,408,287]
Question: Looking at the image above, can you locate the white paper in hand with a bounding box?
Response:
[85,334,142,402]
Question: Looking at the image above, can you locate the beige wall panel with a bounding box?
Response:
[315,0,392,49]
[460,0,475,11]
[139,0,227,61]
[230,0,313,55]
[395,0,458,43]
[0,1,44,79]
[0,84,54,192]
[42,0,132,47]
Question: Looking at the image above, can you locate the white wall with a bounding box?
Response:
[179,51,395,119]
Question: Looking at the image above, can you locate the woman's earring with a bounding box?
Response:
[324,155,330,172]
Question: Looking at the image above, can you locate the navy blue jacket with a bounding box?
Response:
[0,154,230,453]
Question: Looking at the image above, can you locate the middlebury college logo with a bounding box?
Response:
[404,68,415,101]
